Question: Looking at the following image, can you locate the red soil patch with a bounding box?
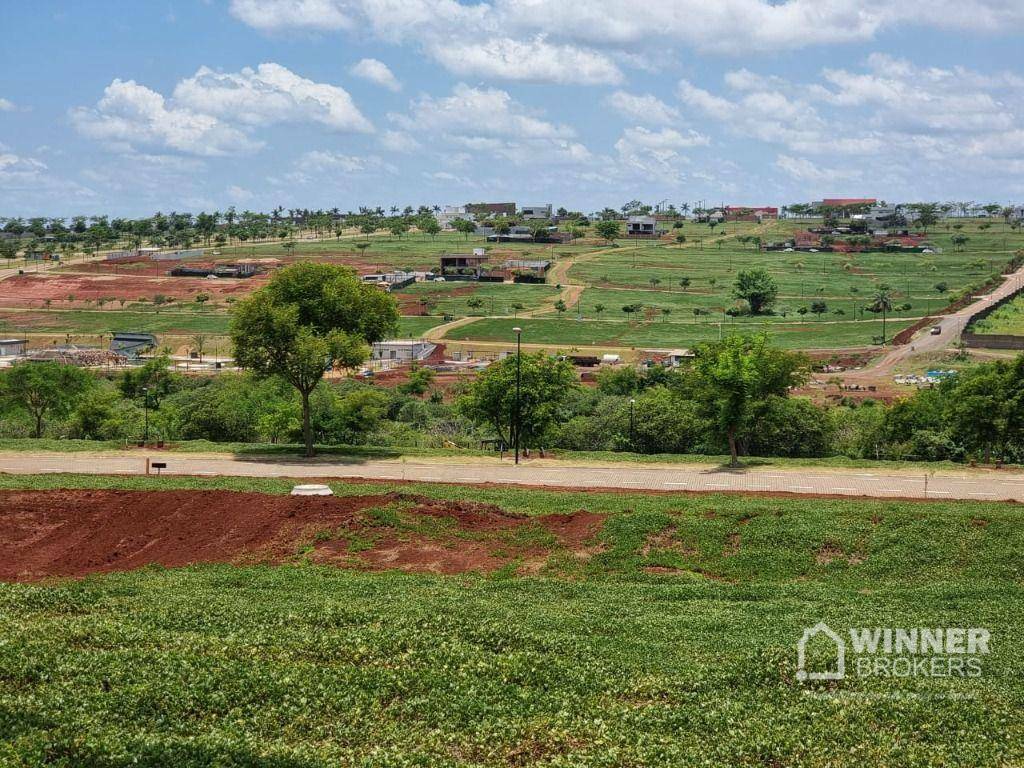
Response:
[0,489,605,581]
[0,273,265,308]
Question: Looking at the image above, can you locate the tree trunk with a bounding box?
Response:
[34,412,43,439]
[727,424,739,468]
[301,389,314,458]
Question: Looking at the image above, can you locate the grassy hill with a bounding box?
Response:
[1,474,1022,766]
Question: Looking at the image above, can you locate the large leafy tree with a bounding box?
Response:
[688,334,809,466]
[0,362,94,437]
[732,268,779,315]
[595,220,621,244]
[230,263,398,456]
[458,352,578,449]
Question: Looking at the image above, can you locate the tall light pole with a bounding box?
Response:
[629,397,636,450]
[513,326,522,465]
[142,386,150,445]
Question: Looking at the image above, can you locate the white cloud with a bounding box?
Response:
[774,154,862,183]
[174,63,372,132]
[229,0,353,31]
[395,83,575,140]
[229,0,1024,64]
[227,185,254,202]
[70,79,260,156]
[350,58,402,92]
[617,126,710,151]
[0,98,16,112]
[604,91,681,125]
[428,37,623,86]
[379,130,421,153]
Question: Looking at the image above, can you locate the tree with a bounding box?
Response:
[689,334,809,466]
[678,277,691,291]
[595,220,620,244]
[594,303,605,317]
[732,268,778,314]
[649,277,661,289]
[421,219,441,239]
[457,353,578,448]
[0,362,94,437]
[675,233,686,245]
[230,263,398,457]
[191,334,207,362]
[452,218,477,240]
[554,299,567,314]
[810,300,828,319]
[868,286,895,344]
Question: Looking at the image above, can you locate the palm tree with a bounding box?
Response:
[870,286,894,345]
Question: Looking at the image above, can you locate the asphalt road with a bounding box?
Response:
[5,452,1024,502]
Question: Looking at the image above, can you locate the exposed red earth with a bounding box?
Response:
[0,489,605,581]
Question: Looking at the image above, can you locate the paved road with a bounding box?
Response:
[842,265,1024,384]
[4,452,1024,501]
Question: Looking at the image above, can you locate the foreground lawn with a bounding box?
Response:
[0,474,1022,765]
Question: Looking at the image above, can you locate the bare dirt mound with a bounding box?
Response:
[0,490,605,581]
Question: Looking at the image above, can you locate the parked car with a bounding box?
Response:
[930,326,942,335]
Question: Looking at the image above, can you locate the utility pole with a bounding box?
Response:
[513,327,522,464]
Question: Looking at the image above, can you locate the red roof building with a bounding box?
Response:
[723,206,779,222]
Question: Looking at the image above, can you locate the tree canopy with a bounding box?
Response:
[230,262,398,456]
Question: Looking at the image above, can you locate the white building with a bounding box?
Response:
[370,340,437,362]
[435,205,475,230]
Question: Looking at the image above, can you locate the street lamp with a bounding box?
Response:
[629,397,636,450]
[513,326,522,465]
[142,386,150,445]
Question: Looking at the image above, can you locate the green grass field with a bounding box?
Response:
[1,473,1022,765]
[0,309,443,341]
[446,316,914,349]
[971,295,1024,335]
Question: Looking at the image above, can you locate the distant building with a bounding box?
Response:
[519,203,553,220]
[465,202,516,217]
[440,252,489,275]
[435,205,475,229]
[110,332,157,359]
[360,272,416,290]
[370,340,437,362]
[723,206,778,222]
[503,259,551,276]
[0,338,28,357]
[626,216,665,237]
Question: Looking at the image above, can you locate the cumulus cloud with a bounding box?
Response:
[427,37,623,86]
[70,79,261,156]
[604,91,681,125]
[229,0,1024,66]
[379,130,421,153]
[774,154,863,183]
[395,83,575,140]
[72,64,371,157]
[174,63,372,132]
[0,98,16,112]
[350,58,402,92]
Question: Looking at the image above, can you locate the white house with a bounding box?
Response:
[370,340,437,362]
[435,206,475,230]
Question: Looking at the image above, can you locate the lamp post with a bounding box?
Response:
[142,386,150,445]
[629,397,636,450]
[513,326,522,465]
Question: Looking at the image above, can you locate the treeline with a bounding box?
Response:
[3,339,1024,465]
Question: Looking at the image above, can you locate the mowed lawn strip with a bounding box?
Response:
[0,474,1022,765]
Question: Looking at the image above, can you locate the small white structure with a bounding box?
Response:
[600,353,621,365]
[519,203,553,220]
[370,340,437,362]
[290,484,333,496]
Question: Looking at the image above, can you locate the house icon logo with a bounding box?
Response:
[796,622,845,682]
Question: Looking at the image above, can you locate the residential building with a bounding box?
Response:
[360,272,417,290]
[626,215,666,237]
[435,205,475,229]
[503,259,551,276]
[465,202,516,217]
[519,203,553,220]
[440,251,489,275]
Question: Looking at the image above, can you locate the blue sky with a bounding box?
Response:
[2,0,1024,217]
